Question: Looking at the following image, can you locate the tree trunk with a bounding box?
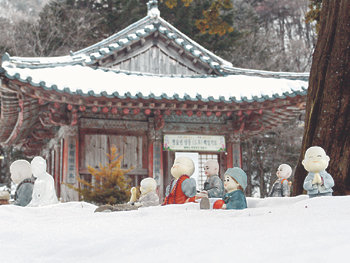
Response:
[293,0,350,195]
[258,161,266,198]
[244,140,253,197]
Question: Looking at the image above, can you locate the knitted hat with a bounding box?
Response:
[225,167,248,190]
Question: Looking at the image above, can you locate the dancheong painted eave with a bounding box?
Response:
[0,62,308,103]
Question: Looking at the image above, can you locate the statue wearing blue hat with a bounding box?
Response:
[214,167,248,210]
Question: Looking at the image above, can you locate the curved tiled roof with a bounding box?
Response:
[0,62,307,103]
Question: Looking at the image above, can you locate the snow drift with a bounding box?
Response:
[0,195,349,263]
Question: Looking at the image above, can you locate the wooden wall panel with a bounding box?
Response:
[114,47,197,75]
[84,134,108,169]
[83,134,144,171]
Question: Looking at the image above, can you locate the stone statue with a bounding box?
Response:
[162,157,197,205]
[213,167,248,210]
[302,146,334,198]
[10,159,35,206]
[95,177,159,212]
[196,159,224,209]
[130,177,159,207]
[197,160,224,199]
[268,164,292,197]
[28,156,58,206]
[0,190,10,205]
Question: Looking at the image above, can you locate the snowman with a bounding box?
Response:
[28,156,58,206]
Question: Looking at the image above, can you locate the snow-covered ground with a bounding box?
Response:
[1,195,350,263]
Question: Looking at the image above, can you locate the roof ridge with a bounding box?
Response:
[157,17,232,68]
[72,15,153,55]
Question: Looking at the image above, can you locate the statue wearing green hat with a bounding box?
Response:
[214,167,248,210]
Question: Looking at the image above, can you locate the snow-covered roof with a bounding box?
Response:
[0,0,308,103]
[1,62,307,102]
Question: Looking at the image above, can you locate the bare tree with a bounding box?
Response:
[242,119,303,197]
[230,0,316,72]
[0,2,103,57]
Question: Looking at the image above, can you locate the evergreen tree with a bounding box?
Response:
[33,1,103,56]
[1,0,315,71]
[242,119,304,197]
[159,0,240,56]
[32,0,240,57]
[305,0,322,33]
[67,146,132,205]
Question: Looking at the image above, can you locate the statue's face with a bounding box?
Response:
[204,162,218,177]
[302,147,329,173]
[276,164,291,179]
[224,174,239,192]
[140,183,153,195]
[140,185,148,194]
[10,166,21,184]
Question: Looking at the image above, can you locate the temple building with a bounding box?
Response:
[0,1,308,201]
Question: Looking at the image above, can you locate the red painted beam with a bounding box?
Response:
[148,142,153,178]
[226,141,233,168]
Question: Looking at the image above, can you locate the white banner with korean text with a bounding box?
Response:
[163,134,226,152]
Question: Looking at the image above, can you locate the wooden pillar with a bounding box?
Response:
[60,126,79,202]
[153,140,163,196]
[226,141,233,168]
[227,134,242,168]
[54,143,61,198]
[148,118,164,198]
[148,141,154,178]
[232,140,242,168]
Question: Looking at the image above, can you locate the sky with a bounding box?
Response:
[1,195,349,263]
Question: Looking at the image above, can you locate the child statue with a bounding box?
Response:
[302,146,334,198]
[196,160,224,199]
[268,164,292,197]
[130,177,159,207]
[213,167,248,210]
[95,177,159,212]
[10,159,35,206]
[196,159,224,209]
[28,156,58,206]
[0,190,10,205]
[162,157,197,205]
